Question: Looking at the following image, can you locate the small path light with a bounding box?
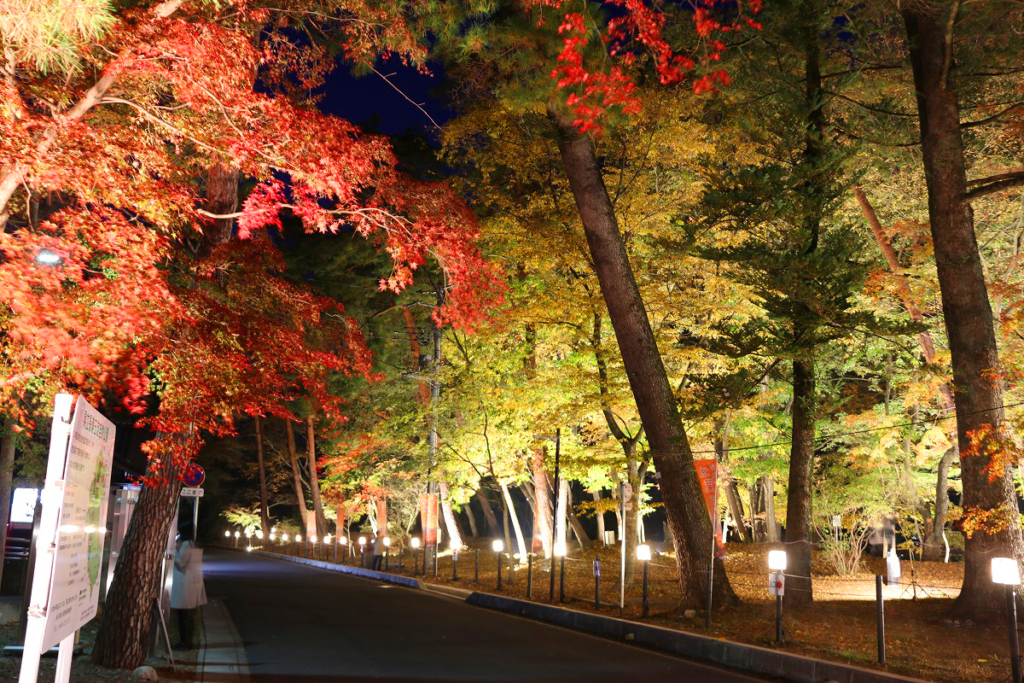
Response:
[637,544,652,617]
[233,530,240,548]
[993,557,1023,683]
[383,536,391,569]
[359,536,367,567]
[554,541,567,603]
[411,537,421,573]
[493,539,505,590]
[451,541,460,581]
[224,530,231,539]
[244,529,252,549]
[768,550,787,644]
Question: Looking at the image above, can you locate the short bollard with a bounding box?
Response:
[638,544,651,617]
[527,552,533,599]
[876,575,885,665]
[768,550,787,644]
[398,546,403,572]
[452,550,459,581]
[493,540,505,590]
[594,558,601,608]
[474,549,480,584]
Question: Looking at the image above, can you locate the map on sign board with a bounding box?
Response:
[42,398,115,652]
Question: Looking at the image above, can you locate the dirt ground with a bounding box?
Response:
[296,540,1010,683]
[0,611,198,682]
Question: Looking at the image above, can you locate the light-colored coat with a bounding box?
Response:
[171,540,207,609]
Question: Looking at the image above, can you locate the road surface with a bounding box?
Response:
[202,548,769,682]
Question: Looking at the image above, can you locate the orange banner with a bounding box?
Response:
[420,493,438,547]
[376,498,387,536]
[693,460,725,556]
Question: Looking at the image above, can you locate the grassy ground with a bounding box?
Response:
[286,539,1009,683]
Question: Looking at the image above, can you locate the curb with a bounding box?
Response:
[199,598,250,683]
[231,548,929,683]
[465,592,928,683]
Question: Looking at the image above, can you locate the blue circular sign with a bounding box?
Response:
[183,463,205,488]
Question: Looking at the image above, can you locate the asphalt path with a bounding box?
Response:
[203,548,770,683]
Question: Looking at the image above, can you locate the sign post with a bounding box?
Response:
[182,464,205,543]
[19,395,116,683]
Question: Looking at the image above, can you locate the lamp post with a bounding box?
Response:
[534,430,561,602]
[245,529,253,549]
[383,536,391,570]
[224,530,230,544]
[637,544,651,617]
[255,530,264,549]
[338,535,347,564]
[233,530,240,548]
[768,550,787,644]
[493,540,505,590]
[358,536,367,567]
[411,537,421,574]
[451,541,460,581]
[993,557,1023,683]
[554,541,567,602]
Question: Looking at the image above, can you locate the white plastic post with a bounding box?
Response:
[19,393,74,683]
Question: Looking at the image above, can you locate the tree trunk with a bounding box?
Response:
[785,358,815,606]
[439,481,463,549]
[592,490,606,545]
[723,479,752,543]
[254,416,271,535]
[285,419,309,536]
[0,417,16,588]
[531,448,552,555]
[922,447,957,561]
[464,501,479,537]
[566,486,591,549]
[555,477,568,551]
[476,490,499,535]
[501,482,527,557]
[93,456,182,668]
[623,456,641,586]
[550,110,734,607]
[305,417,328,537]
[902,6,1024,617]
[198,164,238,259]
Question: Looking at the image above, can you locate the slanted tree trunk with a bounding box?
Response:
[306,417,328,537]
[464,501,479,537]
[785,358,816,606]
[501,482,527,557]
[902,5,1024,617]
[555,477,568,550]
[285,419,309,536]
[566,485,591,549]
[723,480,751,543]
[0,418,16,588]
[254,416,271,535]
[552,114,734,606]
[476,490,500,536]
[93,456,183,668]
[439,481,463,549]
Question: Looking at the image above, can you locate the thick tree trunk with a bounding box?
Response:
[531,448,552,555]
[285,420,309,536]
[0,418,15,588]
[305,417,328,537]
[623,457,641,586]
[902,6,1024,617]
[592,490,606,546]
[476,490,499,535]
[551,111,733,607]
[785,359,815,606]
[93,456,182,668]
[439,481,463,549]
[723,479,752,543]
[254,416,271,535]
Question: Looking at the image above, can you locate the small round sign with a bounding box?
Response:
[183,463,205,488]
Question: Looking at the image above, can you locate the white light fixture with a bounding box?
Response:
[358,536,367,546]
[636,544,652,562]
[768,549,787,571]
[993,557,1022,586]
[383,537,391,547]
[340,536,348,545]
[35,248,62,265]
[256,530,264,540]
[492,539,504,553]
[246,546,253,553]
[411,537,421,549]
[244,529,252,538]
[224,530,231,538]
[324,534,332,542]
[553,541,567,557]
[269,533,276,541]
[311,535,318,543]
[272,525,277,533]
[234,531,240,538]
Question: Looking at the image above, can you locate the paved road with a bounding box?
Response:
[203,548,768,683]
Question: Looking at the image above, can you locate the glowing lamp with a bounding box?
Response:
[993,557,1022,586]
[234,531,240,539]
[553,541,567,557]
[224,531,231,538]
[768,550,787,572]
[244,529,252,538]
[358,536,367,546]
[311,535,318,543]
[636,544,652,562]
[340,536,348,545]
[269,533,276,541]
[492,539,504,553]
[383,537,391,547]
[411,537,421,549]
[256,531,264,540]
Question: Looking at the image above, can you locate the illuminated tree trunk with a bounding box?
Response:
[93,456,182,668]
[476,490,499,535]
[902,5,1024,616]
[0,418,15,588]
[531,449,552,555]
[306,417,328,537]
[285,419,309,536]
[785,358,815,606]
[501,482,526,557]
[592,490,606,546]
[255,416,271,535]
[565,486,590,549]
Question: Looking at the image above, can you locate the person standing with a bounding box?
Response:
[372,531,385,571]
[171,525,207,649]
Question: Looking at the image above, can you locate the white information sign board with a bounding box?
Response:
[41,398,116,651]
